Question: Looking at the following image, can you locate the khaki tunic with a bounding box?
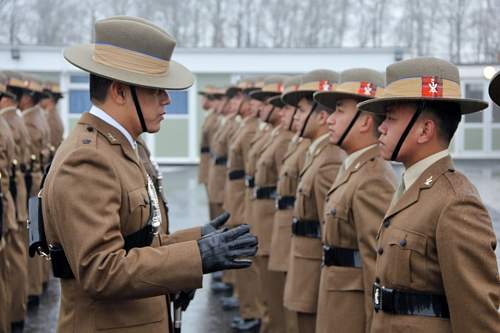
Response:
[0,107,31,322]
[207,115,239,205]
[253,128,294,256]
[42,113,203,333]
[316,146,396,333]
[268,136,310,272]
[44,107,64,150]
[198,110,218,185]
[371,156,500,333]
[224,117,259,227]
[284,135,346,313]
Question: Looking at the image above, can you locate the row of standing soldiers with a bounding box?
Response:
[198,58,499,333]
[0,71,64,333]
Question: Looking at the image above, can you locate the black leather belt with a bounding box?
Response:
[254,186,277,200]
[276,196,295,210]
[373,283,450,318]
[245,175,255,188]
[214,156,227,165]
[200,147,210,154]
[229,170,245,180]
[291,218,321,238]
[323,246,362,268]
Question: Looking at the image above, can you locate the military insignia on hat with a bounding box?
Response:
[422,76,443,98]
[358,81,377,97]
[319,80,332,91]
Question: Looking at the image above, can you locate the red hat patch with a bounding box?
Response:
[319,80,333,91]
[421,76,443,97]
[358,81,377,97]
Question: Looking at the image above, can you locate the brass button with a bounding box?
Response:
[330,208,336,216]
[399,239,407,247]
[378,247,384,255]
[383,219,390,228]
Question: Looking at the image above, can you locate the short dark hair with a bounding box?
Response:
[363,111,385,137]
[89,74,113,103]
[420,101,461,143]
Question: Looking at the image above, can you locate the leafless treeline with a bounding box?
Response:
[1,0,500,63]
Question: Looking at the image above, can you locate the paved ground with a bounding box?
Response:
[24,161,500,332]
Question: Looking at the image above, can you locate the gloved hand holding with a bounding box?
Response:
[173,289,196,311]
[197,224,258,274]
[201,211,230,236]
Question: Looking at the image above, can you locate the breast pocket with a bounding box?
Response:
[278,168,297,196]
[126,188,150,233]
[323,203,355,248]
[385,228,427,289]
[297,180,315,219]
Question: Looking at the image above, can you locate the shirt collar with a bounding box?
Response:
[403,149,449,190]
[308,133,330,155]
[89,105,137,150]
[344,144,378,170]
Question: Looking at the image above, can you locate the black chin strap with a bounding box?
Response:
[130,86,148,133]
[299,102,318,137]
[337,110,362,146]
[390,102,425,161]
[288,108,298,131]
[265,106,276,123]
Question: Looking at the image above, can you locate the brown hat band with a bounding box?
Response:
[384,77,461,99]
[336,81,385,98]
[299,80,337,92]
[93,44,170,76]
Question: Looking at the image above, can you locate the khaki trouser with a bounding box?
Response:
[255,256,287,333]
[297,312,316,333]
[0,246,11,333]
[234,263,261,319]
[6,224,28,322]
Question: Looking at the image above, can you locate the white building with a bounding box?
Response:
[0,45,497,162]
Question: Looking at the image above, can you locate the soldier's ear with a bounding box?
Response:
[109,81,127,105]
[416,118,437,144]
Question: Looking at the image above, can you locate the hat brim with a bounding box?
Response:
[357,96,488,115]
[268,95,285,108]
[488,71,500,106]
[281,90,314,107]
[250,90,280,101]
[313,91,372,109]
[226,87,242,98]
[64,43,194,90]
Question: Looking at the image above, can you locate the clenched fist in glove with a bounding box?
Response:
[201,211,230,236]
[197,224,258,274]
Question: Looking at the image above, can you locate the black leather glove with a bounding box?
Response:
[173,289,196,311]
[201,211,230,236]
[197,224,258,274]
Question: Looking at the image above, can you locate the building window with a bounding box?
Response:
[69,90,91,114]
[166,91,188,115]
[70,74,89,84]
[464,83,483,123]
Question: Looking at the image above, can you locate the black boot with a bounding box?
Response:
[236,318,261,332]
[230,315,243,329]
[27,295,40,309]
[11,320,24,333]
[211,271,223,283]
[221,296,240,310]
[211,282,233,294]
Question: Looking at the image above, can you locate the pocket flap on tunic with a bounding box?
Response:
[326,266,364,291]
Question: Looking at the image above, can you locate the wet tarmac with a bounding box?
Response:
[23,161,500,332]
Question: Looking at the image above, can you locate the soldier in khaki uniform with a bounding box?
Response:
[283,70,346,332]
[223,78,264,331]
[41,81,65,153]
[0,82,17,333]
[0,72,32,332]
[268,75,307,279]
[38,16,257,332]
[358,57,499,333]
[197,86,219,191]
[312,69,397,333]
[4,72,52,308]
[249,75,295,333]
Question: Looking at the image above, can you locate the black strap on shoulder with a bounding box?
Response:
[288,108,298,131]
[130,86,148,133]
[390,102,425,161]
[265,106,276,123]
[299,102,318,138]
[336,110,362,146]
